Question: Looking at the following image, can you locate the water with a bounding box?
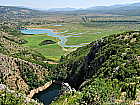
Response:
[33,84,61,105]
[52,24,63,26]
[21,28,58,35]
[21,28,89,48]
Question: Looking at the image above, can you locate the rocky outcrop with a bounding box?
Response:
[0,53,49,92]
[62,38,112,89]
[0,54,29,92]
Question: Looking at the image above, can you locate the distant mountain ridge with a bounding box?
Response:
[46,2,140,16]
[84,2,140,16]
[0,2,140,18]
[47,7,77,12]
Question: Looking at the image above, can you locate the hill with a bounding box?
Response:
[1,25,140,105]
[0,21,54,104]
[1,3,140,105]
[0,30,55,93]
[0,6,46,19]
[1,28,140,104]
[52,31,140,104]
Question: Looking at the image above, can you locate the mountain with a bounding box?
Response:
[0,6,46,19]
[47,7,77,12]
[87,3,130,10]
[1,2,140,17]
[1,26,140,104]
[48,2,140,16]
[83,2,140,16]
[0,17,54,104]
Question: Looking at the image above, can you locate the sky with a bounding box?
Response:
[1,0,140,9]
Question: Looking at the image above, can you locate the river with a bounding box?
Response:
[20,28,89,48]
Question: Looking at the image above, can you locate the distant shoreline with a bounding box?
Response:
[26,26,61,30]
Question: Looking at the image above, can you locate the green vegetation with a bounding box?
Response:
[0,89,39,105]
[0,90,25,105]
[0,24,57,93]
[39,40,56,46]
[1,4,140,105]
[61,22,140,45]
[53,31,140,105]
[52,78,122,105]
[22,34,65,60]
[20,15,140,61]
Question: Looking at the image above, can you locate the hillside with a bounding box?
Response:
[0,6,46,19]
[1,27,140,104]
[0,20,57,104]
[52,31,140,104]
[0,30,56,93]
[1,3,140,105]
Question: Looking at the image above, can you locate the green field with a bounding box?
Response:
[59,23,140,45]
[22,34,65,61]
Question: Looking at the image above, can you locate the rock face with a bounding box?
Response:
[0,53,49,92]
[0,32,51,93]
[0,84,7,90]
[0,53,29,92]
[67,40,108,89]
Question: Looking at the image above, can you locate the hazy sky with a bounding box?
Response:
[1,0,140,9]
